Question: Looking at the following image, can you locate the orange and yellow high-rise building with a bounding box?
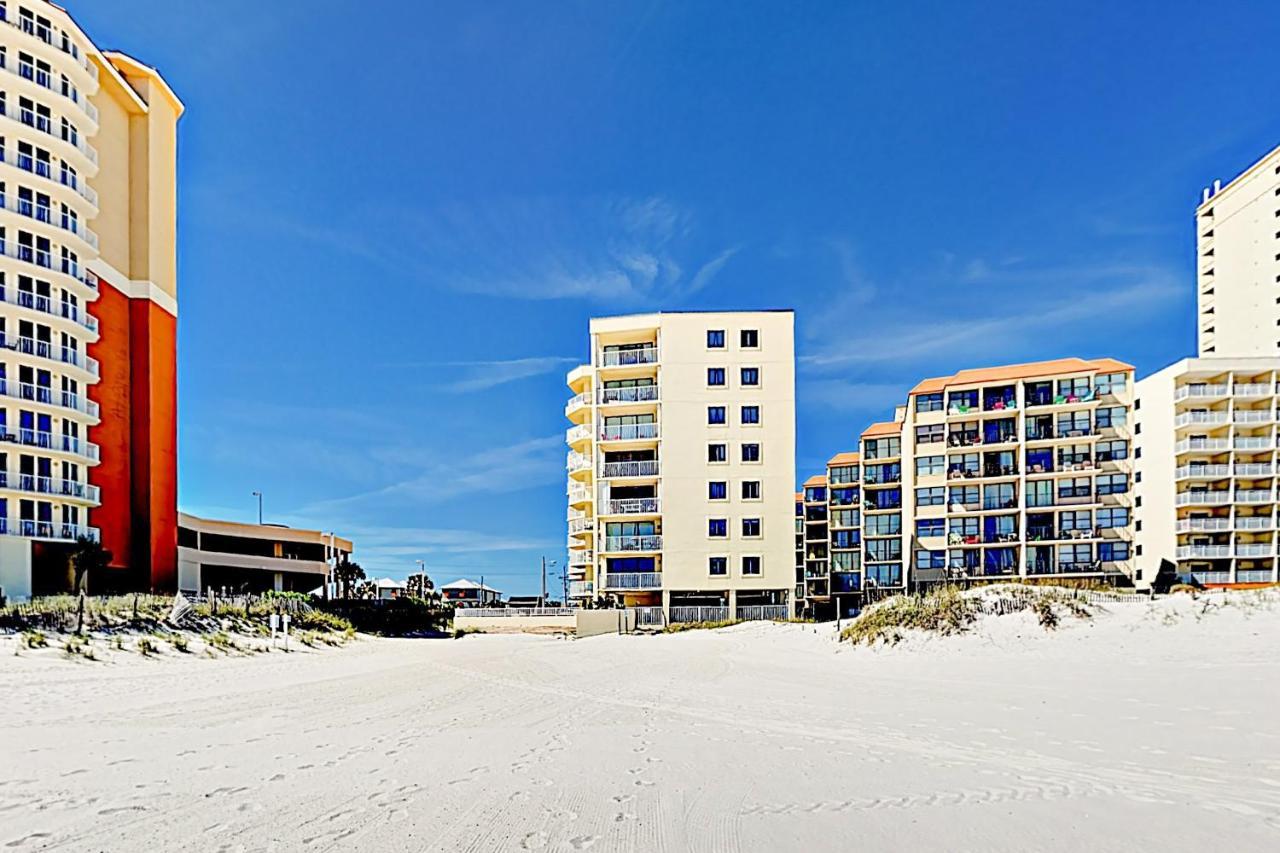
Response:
[0,1,180,600]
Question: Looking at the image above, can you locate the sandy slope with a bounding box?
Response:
[1,593,1279,852]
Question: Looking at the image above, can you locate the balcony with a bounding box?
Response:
[1175,492,1231,506]
[566,423,592,445]
[565,391,591,418]
[0,379,99,419]
[601,498,660,515]
[598,423,659,442]
[598,386,659,405]
[1235,516,1274,530]
[0,190,99,252]
[1189,571,1231,584]
[1235,544,1273,558]
[1234,383,1275,397]
[1237,570,1276,584]
[1177,545,1231,559]
[1175,518,1231,533]
[568,580,594,598]
[601,535,662,553]
[1236,490,1275,504]
[567,550,594,567]
[1234,463,1275,478]
[0,472,100,502]
[602,572,662,590]
[1175,438,1230,453]
[0,520,100,542]
[568,517,594,535]
[1232,410,1274,425]
[599,347,658,368]
[1026,560,1104,575]
[0,82,99,169]
[1175,411,1229,428]
[0,425,101,462]
[1175,464,1230,479]
[567,483,593,505]
[599,460,659,478]
[0,145,99,208]
[566,451,592,475]
[1174,384,1229,401]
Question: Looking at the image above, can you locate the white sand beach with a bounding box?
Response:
[2,592,1279,852]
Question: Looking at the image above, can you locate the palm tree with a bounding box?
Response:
[333,558,365,600]
[69,535,113,635]
[405,572,434,601]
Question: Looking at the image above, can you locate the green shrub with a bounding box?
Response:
[294,610,355,634]
[170,635,191,653]
[22,630,48,649]
[136,637,156,656]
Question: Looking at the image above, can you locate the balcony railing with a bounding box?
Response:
[565,392,591,415]
[1177,545,1232,559]
[0,189,100,251]
[568,517,594,535]
[0,425,100,461]
[1189,571,1231,584]
[0,11,100,85]
[1234,384,1275,397]
[1236,490,1275,503]
[0,39,97,125]
[602,535,662,552]
[0,94,98,166]
[1174,384,1230,401]
[0,472,100,502]
[0,379,99,419]
[1237,570,1276,583]
[0,144,99,208]
[2,336,99,377]
[566,451,592,473]
[1232,410,1273,424]
[1175,518,1232,532]
[599,347,658,367]
[566,423,591,444]
[598,423,659,441]
[1175,492,1231,506]
[599,460,659,478]
[670,605,729,622]
[1235,516,1274,530]
[598,386,659,405]
[1235,437,1274,451]
[0,285,99,335]
[567,483,592,504]
[601,498,660,515]
[736,605,790,621]
[1175,438,1230,453]
[0,518,100,541]
[568,580,594,598]
[603,572,662,590]
[567,550,594,566]
[1235,464,1275,477]
[1175,464,1230,479]
[1175,411,1230,427]
[1235,544,1273,558]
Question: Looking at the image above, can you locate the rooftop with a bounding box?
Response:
[908,357,1134,395]
[861,420,902,438]
[827,451,861,466]
[803,474,828,488]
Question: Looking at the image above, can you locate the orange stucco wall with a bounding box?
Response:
[87,283,178,591]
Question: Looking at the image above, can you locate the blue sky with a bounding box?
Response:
[78,1,1280,594]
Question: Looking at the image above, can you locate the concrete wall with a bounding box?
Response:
[1134,361,1180,587]
[452,610,636,637]
[0,539,33,603]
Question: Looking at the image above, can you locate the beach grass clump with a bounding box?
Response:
[136,637,157,656]
[842,586,977,646]
[662,619,743,633]
[169,635,191,654]
[294,609,355,634]
[21,630,49,650]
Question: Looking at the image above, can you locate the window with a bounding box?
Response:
[708,481,728,500]
[864,436,901,459]
[829,465,859,484]
[707,367,726,386]
[742,518,761,537]
[866,539,902,562]
[741,443,761,462]
[1097,473,1128,495]
[740,367,760,386]
[1095,372,1127,395]
[1097,507,1129,529]
[832,529,859,549]
[1097,440,1128,461]
[741,480,761,500]
[917,518,945,539]
[831,508,859,528]
[916,455,944,476]
[1095,406,1127,428]
[708,556,727,576]
[741,555,761,575]
[915,549,945,570]
[865,513,901,535]
[1098,541,1130,562]
[708,443,727,463]
[707,329,725,348]
[708,518,727,538]
[916,486,945,507]
[741,405,760,425]
[707,406,727,425]
[915,393,943,413]
[915,424,944,445]
[740,329,759,348]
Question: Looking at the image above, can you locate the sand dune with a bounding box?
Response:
[1,591,1278,851]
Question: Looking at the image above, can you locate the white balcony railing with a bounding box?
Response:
[1175,492,1231,506]
[0,190,100,251]
[602,535,662,552]
[1189,571,1231,584]
[1176,518,1231,532]
[1237,570,1276,583]
[598,386,659,405]
[1175,438,1230,453]
[598,423,659,441]
[0,379,99,419]
[1235,437,1273,450]
[1175,384,1230,401]
[599,347,658,367]
[603,572,662,590]
[670,605,729,623]
[1232,410,1273,424]
[0,520,99,541]
[1176,545,1232,559]
[567,550,594,567]
[599,460,659,478]
[736,605,791,621]
[0,473,100,502]
[1234,516,1274,530]
[602,497,660,515]
[1235,544,1273,557]
[1234,384,1275,397]
[566,423,591,444]
[567,482,592,504]
[1175,464,1229,479]
[568,517,594,535]
[1175,411,1229,428]
[0,144,98,207]
[565,391,591,415]
[1236,490,1275,503]
[1234,464,1275,477]
[568,580,594,598]
[566,451,592,473]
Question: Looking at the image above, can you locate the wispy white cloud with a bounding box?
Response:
[431,356,577,393]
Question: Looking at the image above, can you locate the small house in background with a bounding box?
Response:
[368,577,406,600]
[441,579,503,608]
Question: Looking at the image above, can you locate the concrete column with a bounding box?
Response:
[273,572,283,592]
[727,588,737,619]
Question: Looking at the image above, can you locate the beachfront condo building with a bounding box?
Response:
[0,1,181,602]
[795,452,862,618]
[1134,357,1280,588]
[1196,143,1280,357]
[852,358,1137,592]
[177,514,353,596]
[565,311,796,623]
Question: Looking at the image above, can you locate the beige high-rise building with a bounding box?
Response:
[565,311,796,624]
[1134,357,1280,589]
[795,451,862,619]
[854,358,1137,591]
[1196,143,1280,357]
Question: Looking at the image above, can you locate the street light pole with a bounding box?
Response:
[541,556,546,606]
[415,559,426,598]
[251,491,263,525]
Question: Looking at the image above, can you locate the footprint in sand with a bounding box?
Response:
[5,833,52,847]
[614,812,637,822]
[520,830,549,849]
[568,835,598,849]
[611,794,635,804]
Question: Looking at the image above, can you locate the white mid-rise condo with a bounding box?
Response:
[565,311,796,625]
